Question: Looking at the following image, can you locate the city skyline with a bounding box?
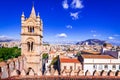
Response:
[0,0,120,43]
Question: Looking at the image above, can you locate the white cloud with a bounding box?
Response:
[56,33,67,38]
[66,25,72,29]
[108,37,114,40]
[71,0,84,9]
[91,30,96,33]
[70,12,79,20]
[93,34,97,37]
[0,35,6,38]
[62,0,69,9]
[92,34,101,37]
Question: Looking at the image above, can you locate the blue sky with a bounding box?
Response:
[0,0,120,43]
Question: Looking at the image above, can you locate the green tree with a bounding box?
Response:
[0,47,21,62]
[76,51,81,56]
[50,55,59,65]
[42,53,48,59]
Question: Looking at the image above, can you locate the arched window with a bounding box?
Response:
[28,26,30,32]
[27,42,30,51]
[32,27,34,33]
[28,26,34,33]
[31,42,34,51]
[70,66,72,70]
[30,27,32,32]
[112,65,116,70]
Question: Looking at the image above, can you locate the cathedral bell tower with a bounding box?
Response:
[21,5,43,74]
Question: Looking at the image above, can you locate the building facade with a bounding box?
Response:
[82,53,120,76]
[21,5,43,74]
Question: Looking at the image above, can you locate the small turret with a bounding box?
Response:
[37,13,40,26]
[21,12,25,25]
[37,12,40,18]
[40,19,43,31]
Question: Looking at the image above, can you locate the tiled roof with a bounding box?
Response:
[60,58,80,63]
[81,54,115,59]
[82,50,100,55]
[49,51,55,54]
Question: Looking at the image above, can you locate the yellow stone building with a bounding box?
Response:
[21,5,43,74]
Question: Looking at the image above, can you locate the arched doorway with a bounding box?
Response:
[85,70,91,76]
[93,70,100,76]
[108,70,114,76]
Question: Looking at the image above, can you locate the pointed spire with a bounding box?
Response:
[21,12,25,22]
[21,12,25,17]
[37,12,40,18]
[30,5,36,19]
[37,12,40,22]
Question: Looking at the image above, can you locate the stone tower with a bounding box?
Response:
[21,5,43,74]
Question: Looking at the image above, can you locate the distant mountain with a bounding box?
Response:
[0,36,19,42]
[76,39,105,45]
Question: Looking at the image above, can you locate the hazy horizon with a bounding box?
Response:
[0,0,120,44]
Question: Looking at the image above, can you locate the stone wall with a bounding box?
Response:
[0,55,26,79]
[1,55,120,79]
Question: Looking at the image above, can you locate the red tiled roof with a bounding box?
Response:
[60,58,80,63]
[82,50,100,55]
[82,54,115,59]
[49,51,55,54]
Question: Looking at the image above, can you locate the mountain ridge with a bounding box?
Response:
[76,39,106,45]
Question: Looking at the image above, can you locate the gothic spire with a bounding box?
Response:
[30,5,36,19]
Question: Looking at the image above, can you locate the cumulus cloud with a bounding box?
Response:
[66,25,72,29]
[62,0,69,9]
[62,0,84,20]
[108,37,114,40]
[71,0,84,9]
[56,33,67,38]
[70,12,79,20]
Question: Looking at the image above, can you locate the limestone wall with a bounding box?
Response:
[0,55,26,79]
